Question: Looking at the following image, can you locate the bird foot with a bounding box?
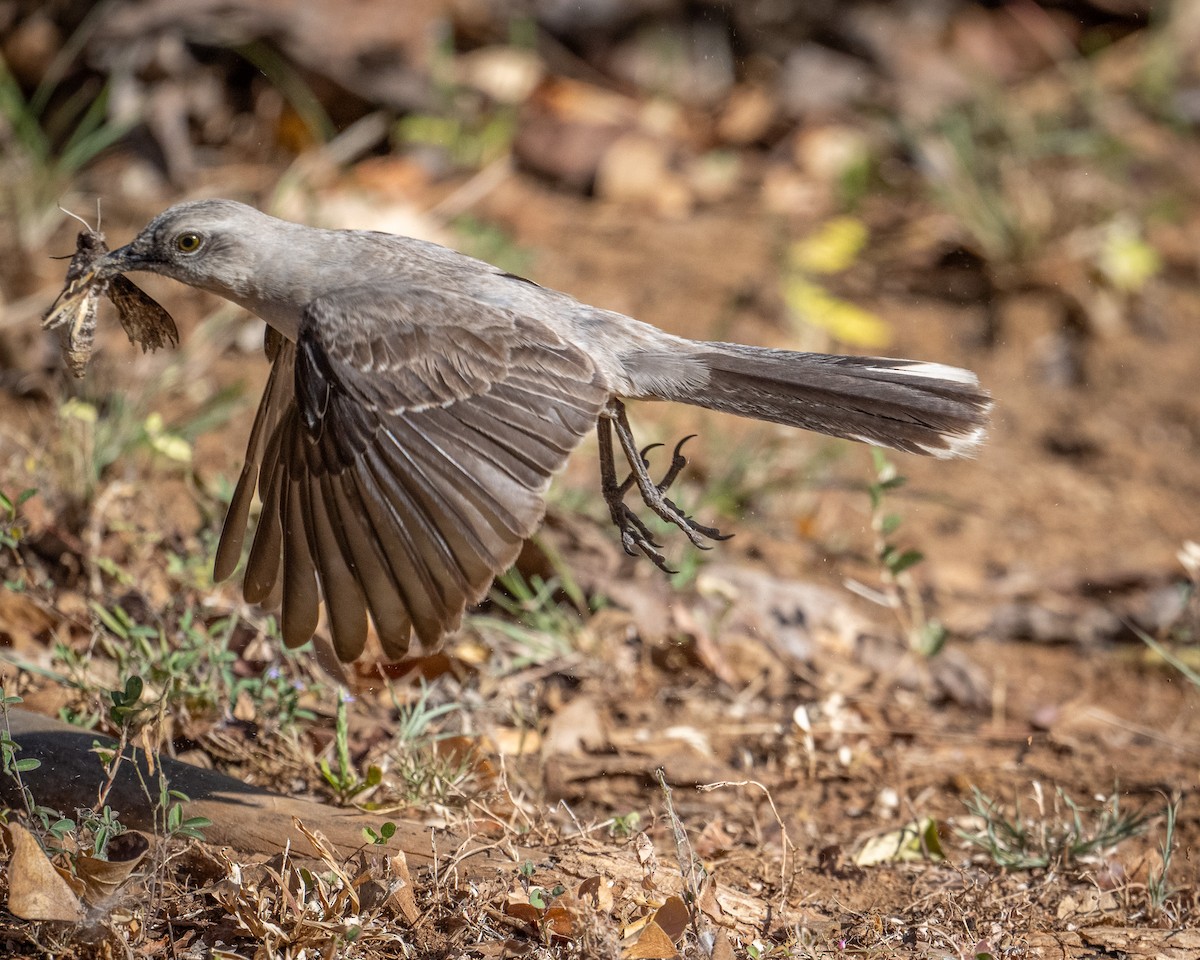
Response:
[597,399,730,573]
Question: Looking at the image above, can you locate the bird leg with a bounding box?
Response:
[597,399,729,572]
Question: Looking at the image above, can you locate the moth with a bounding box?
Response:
[43,228,179,377]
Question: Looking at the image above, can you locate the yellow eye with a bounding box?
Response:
[175,232,202,253]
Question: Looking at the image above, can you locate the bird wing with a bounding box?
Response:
[215,284,610,661]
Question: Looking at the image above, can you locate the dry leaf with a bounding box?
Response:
[75,831,150,903]
[6,823,85,922]
[542,694,607,758]
[505,899,542,927]
[854,818,945,866]
[634,832,658,883]
[577,874,615,913]
[622,919,679,959]
[652,895,690,942]
[0,590,57,653]
[387,851,419,925]
[696,876,729,926]
[542,904,575,938]
[711,930,736,960]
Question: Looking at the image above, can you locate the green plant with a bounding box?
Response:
[54,382,239,512]
[77,803,126,859]
[384,681,474,806]
[1,692,44,816]
[157,781,211,844]
[864,449,946,656]
[0,487,37,591]
[0,16,133,249]
[362,820,397,846]
[319,690,382,805]
[0,487,36,552]
[473,568,588,667]
[1147,794,1180,915]
[958,783,1150,871]
[911,84,1127,269]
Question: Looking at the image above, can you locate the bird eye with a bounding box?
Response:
[175,232,203,254]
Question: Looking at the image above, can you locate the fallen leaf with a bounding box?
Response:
[711,930,736,960]
[505,899,542,926]
[0,591,57,653]
[542,694,607,758]
[634,832,658,881]
[791,216,870,274]
[577,874,615,913]
[6,824,85,922]
[75,831,150,903]
[543,903,575,938]
[387,851,419,925]
[623,919,679,959]
[784,276,891,349]
[854,818,945,866]
[652,895,689,942]
[696,877,729,926]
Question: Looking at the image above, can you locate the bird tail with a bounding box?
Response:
[655,342,992,459]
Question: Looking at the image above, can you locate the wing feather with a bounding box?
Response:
[216,282,610,658]
[215,330,295,581]
[280,426,319,645]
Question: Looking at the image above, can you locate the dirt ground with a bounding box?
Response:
[1,3,1199,958]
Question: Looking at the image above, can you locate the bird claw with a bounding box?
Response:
[597,401,729,571]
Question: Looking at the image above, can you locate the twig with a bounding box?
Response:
[655,767,706,939]
[698,778,797,909]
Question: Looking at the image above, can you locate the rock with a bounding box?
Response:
[457,45,544,105]
[792,124,873,183]
[716,83,778,145]
[778,44,872,118]
[595,132,693,218]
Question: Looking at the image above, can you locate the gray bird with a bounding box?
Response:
[84,199,990,661]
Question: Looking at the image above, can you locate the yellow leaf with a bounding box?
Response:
[60,398,98,423]
[784,277,891,349]
[144,413,192,463]
[149,433,192,464]
[790,216,869,274]
[1097,220,1161,293]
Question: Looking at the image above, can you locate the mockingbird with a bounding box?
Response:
[61,199,990,661]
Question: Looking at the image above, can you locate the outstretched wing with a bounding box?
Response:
[215,284,610,661]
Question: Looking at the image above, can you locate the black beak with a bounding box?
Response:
[96,243,149,278]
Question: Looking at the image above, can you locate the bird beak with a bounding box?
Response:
[96,243,149,278]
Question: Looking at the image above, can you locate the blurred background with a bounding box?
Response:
[1,0,1199,952]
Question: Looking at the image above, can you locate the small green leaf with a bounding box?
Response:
[91,602,129,640]
[886,549,925,576]
[917,620,947,657]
